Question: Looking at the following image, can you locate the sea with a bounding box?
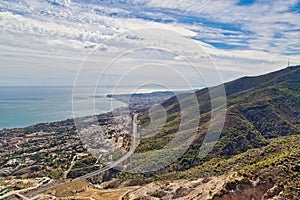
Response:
[0,85,196,130]
[0,86,131,130]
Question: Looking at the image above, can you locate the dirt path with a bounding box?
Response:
[63,155,77,179]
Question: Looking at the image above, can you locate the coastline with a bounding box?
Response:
[0,86,128,130]
[0,89,182,131]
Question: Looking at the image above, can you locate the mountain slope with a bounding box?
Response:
[119,134,300,200]
[110,66,300,199]
[115,66,299,183]
[136,66,299,159]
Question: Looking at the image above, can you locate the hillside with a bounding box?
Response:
[136,65,299,159]
[112,66,300,199]
[121,134,300,199]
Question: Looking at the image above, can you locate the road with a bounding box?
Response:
[0,178,52,199]
[17,113,139,198]
[75,113,139,180]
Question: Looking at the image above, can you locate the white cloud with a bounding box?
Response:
[0,0,300,86]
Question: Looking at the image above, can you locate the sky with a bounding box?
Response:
[1,0,300,87]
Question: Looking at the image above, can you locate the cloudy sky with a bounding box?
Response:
[1,0,300,87]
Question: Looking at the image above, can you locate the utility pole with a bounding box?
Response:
[288,59,290,67]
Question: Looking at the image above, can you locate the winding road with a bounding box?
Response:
[75,113,139,180]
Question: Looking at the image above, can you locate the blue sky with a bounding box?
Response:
[0,0,300,86]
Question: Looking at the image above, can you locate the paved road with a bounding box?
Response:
[23,180,66,197]
[0,178,52,199]
[75,113,139,180]
[18,113,139,198]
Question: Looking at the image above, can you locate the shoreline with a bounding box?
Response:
[0,90,184,131]
[0,108,122,132]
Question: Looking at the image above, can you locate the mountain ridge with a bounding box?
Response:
[113,65,300,199]
[133,65,299,171]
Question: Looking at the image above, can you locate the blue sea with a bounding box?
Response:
[0,86,128,130]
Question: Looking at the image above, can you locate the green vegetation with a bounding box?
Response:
[133,66,300,170]
[47,168,64,179]
[116,66,300,199]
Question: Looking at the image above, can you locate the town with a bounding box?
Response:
[0,91,174,199]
